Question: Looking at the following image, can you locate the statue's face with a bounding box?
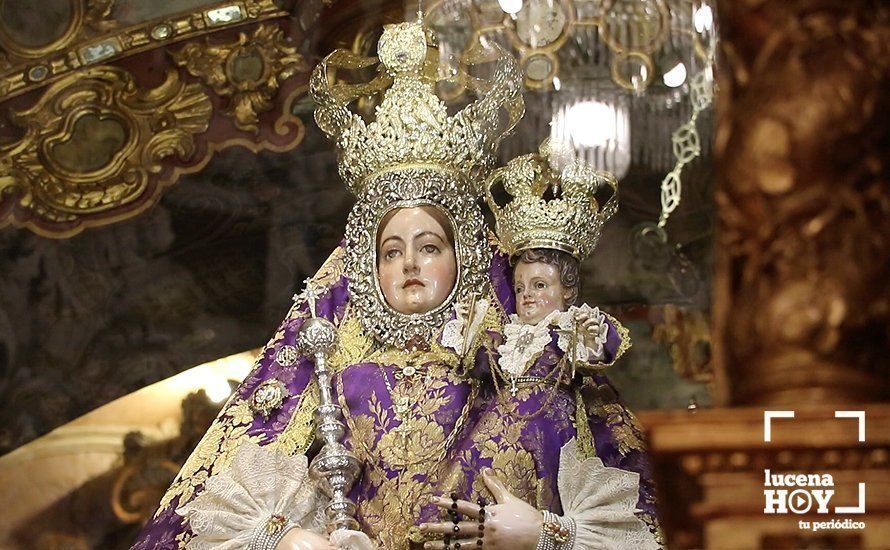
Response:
[513,260,570,324]
[377,207,457,314]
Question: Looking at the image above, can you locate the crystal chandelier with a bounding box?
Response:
[425,0,717,214]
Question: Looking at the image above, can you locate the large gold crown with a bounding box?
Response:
[310,18,524,197]
[485,140,619,260]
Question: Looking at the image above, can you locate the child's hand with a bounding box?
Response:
[574,310,604,352]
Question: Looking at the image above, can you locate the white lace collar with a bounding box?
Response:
[497,309,563,377]
[497,304,610,378]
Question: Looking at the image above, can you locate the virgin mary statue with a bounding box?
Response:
[133,16,662,550]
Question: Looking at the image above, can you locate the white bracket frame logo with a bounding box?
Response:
[763,410,866,515]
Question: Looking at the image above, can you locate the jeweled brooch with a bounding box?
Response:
[249,378,290,420]
[275,345,298,366]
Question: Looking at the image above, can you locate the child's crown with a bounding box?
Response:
[485,139,618,261]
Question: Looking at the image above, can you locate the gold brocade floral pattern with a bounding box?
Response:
[377,415,447,466]
[587,400,646,456]
[574,386,598,460]
[357,464,439,549]
[337,349,479,548]
[157,398,264,512]
[270,383,319,457]
[328,314,377,373]
[450,385,575,510]
[476,419,540,504]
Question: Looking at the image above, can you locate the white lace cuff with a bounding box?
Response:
[176,441,326,549]
[557,439,660,550]
[556,305,608,363]
[441,299,489,355]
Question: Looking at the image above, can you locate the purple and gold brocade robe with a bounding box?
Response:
[132,249,660,549]
[440,322,661,541]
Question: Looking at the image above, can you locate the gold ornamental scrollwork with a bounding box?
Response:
[0,0,87,59]
[84,0,118,34]
[0,0,117,60]
[173,23,306,133]
[652,304,713,385]
[0,0,289,103]
[0,65,212,232]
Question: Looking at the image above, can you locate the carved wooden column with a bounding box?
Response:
[642,1,890,548]
[712,0,890,407]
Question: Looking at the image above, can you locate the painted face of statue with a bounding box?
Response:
[377,206,457,314]
[513,260,572,324]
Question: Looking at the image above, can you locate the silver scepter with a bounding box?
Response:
[295,280,361,532]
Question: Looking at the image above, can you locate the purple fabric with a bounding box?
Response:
[132,247,658,548]
[133,276,351,549]
[489,247,515,312]
[336,361,485,531]
[443,324,657,523]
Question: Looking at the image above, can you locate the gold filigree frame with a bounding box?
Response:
[173,23,306,133]
[0,0,287,102]
[0,66,212,227]
[344,167,491,348]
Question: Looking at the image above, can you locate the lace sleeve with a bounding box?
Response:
[176,441,326,549]
[556,305,608,363]
[441,299,490,355]
[557,439,662,550]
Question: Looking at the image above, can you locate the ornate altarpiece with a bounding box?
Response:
[0,0,887,548]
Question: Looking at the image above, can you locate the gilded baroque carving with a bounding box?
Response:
[0,66,212,230]
[0,0,117,60]
[652,305,712,385]
[85,0,118,34]
[714,0,890,405]
[0,0,288,101]
[173,23,306,133]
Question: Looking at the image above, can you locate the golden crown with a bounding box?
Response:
[310,18,524,197]
[485,140,619,261]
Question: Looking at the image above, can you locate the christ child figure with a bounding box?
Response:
[500,247,612,396]
[430,141,662,546]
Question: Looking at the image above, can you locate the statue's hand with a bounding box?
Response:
[420,469,543,550]
[276,527,337,550]
[454,301,470,321]
[574,310,603,352]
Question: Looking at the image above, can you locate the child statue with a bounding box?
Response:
[429,140,662,549]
